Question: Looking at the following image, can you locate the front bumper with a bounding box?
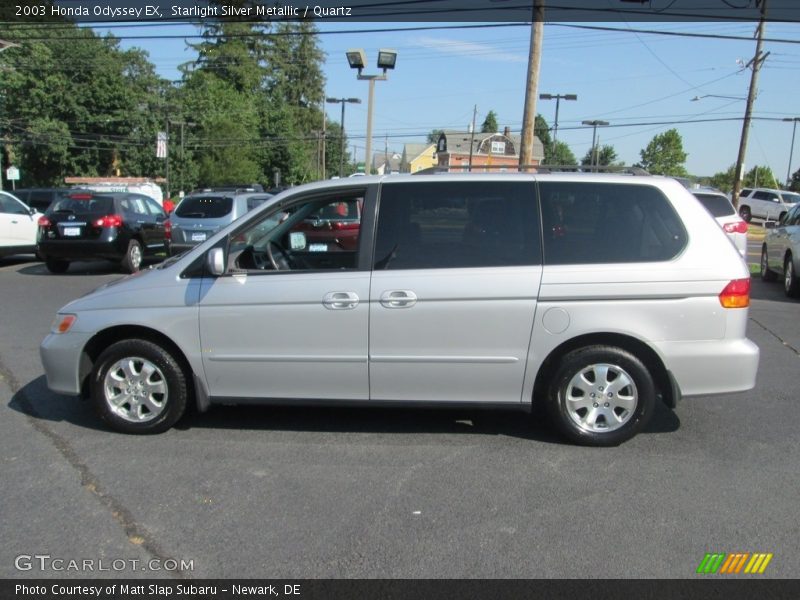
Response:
[40,331,94,395]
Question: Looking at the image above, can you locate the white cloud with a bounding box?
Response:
[413,36,526,63]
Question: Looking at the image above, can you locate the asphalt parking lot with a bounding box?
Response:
[1,243,798,579]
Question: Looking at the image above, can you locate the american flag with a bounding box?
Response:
[156,132,168,158]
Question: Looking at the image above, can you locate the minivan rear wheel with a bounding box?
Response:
[91,339,188,434]
[547,346,655,446]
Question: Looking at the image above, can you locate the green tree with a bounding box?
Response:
[581,144,621,167]
[790,167,800,192]
[545,141,578,166]
[534,114,552,162]
[427,129,444,144]
[744,165,779,189]
[481,110,499,133]
[636,129,688,176]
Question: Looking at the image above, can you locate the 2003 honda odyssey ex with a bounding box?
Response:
[40,173,759,445]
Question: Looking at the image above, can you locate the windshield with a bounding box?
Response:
[781,192,800,204]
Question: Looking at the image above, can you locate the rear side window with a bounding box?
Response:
[539,182,687,265]
[175,196,233,218]
[48,196,114,215]
[693,193,735,218]
[374,181,541,270]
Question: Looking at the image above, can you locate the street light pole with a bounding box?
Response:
[784,117,799,186]
[346,49,397,175]
[326,97,362,177]
[582,120,609,170]
[539,93,577,146]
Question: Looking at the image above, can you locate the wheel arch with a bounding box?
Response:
[80,325,196,404]
[532,332,676,410]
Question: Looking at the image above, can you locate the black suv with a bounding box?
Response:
[37,191,167,273]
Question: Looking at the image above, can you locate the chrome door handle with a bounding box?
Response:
[322,291,359,310]
[380,290,417,308]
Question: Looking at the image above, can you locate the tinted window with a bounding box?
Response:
[374,181,540,270]
[752,191,778,202]
[245,194,272,211]
[48,196,114,215]
[540,182,687,265]
[176,196,233,218]
[693,193,735,218]
[0,193,28,214]
[781,192,800,205]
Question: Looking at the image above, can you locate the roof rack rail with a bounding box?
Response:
[412,165,650,176]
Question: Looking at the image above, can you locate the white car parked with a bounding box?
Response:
[0,190,40,259]
[692,190,748,257]
[738,187,800,223]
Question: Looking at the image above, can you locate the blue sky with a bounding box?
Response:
[105,20,800,180]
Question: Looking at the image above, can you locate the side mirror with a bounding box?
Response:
[206,247,225,276]
[29,207,37,216]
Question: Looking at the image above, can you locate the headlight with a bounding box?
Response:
[51,314,77,334]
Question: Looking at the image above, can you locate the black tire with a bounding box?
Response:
[44,257,69,274]
[784,254,800,298]
[121,238,143,273]
[760,245,777,282]
[91,339,188,434]
[739,205,752,223]
[546,345,656,446]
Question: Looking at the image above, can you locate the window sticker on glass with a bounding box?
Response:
[289,231,307,250]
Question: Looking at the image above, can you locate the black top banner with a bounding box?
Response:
[5,579,800,600]
[4,0,800,23]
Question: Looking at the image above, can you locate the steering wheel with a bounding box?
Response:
[266,240,292,270]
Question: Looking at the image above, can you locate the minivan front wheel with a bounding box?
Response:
[547,346,655,446]
[91,339,188,434]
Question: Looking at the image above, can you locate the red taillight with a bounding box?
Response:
[164,219,171,240]
[38,216,51,227]
[69,193,93,200]
[719,278,750,308]
[94,214,123,228]
[723,221,748,234]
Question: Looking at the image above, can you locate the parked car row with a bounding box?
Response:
[0,188,271,273]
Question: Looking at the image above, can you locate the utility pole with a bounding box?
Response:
[468,104,477,172]
[165,118,170,199]
[519,0,545,170]
[321,97,326,180]
[732,0,768,208]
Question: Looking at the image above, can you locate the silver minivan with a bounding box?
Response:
[40,174,759,446]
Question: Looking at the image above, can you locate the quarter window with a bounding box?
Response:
[373,181,541,270]
[539,182,687,265]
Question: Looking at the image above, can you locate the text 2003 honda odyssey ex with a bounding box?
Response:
[40,173,759,446]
